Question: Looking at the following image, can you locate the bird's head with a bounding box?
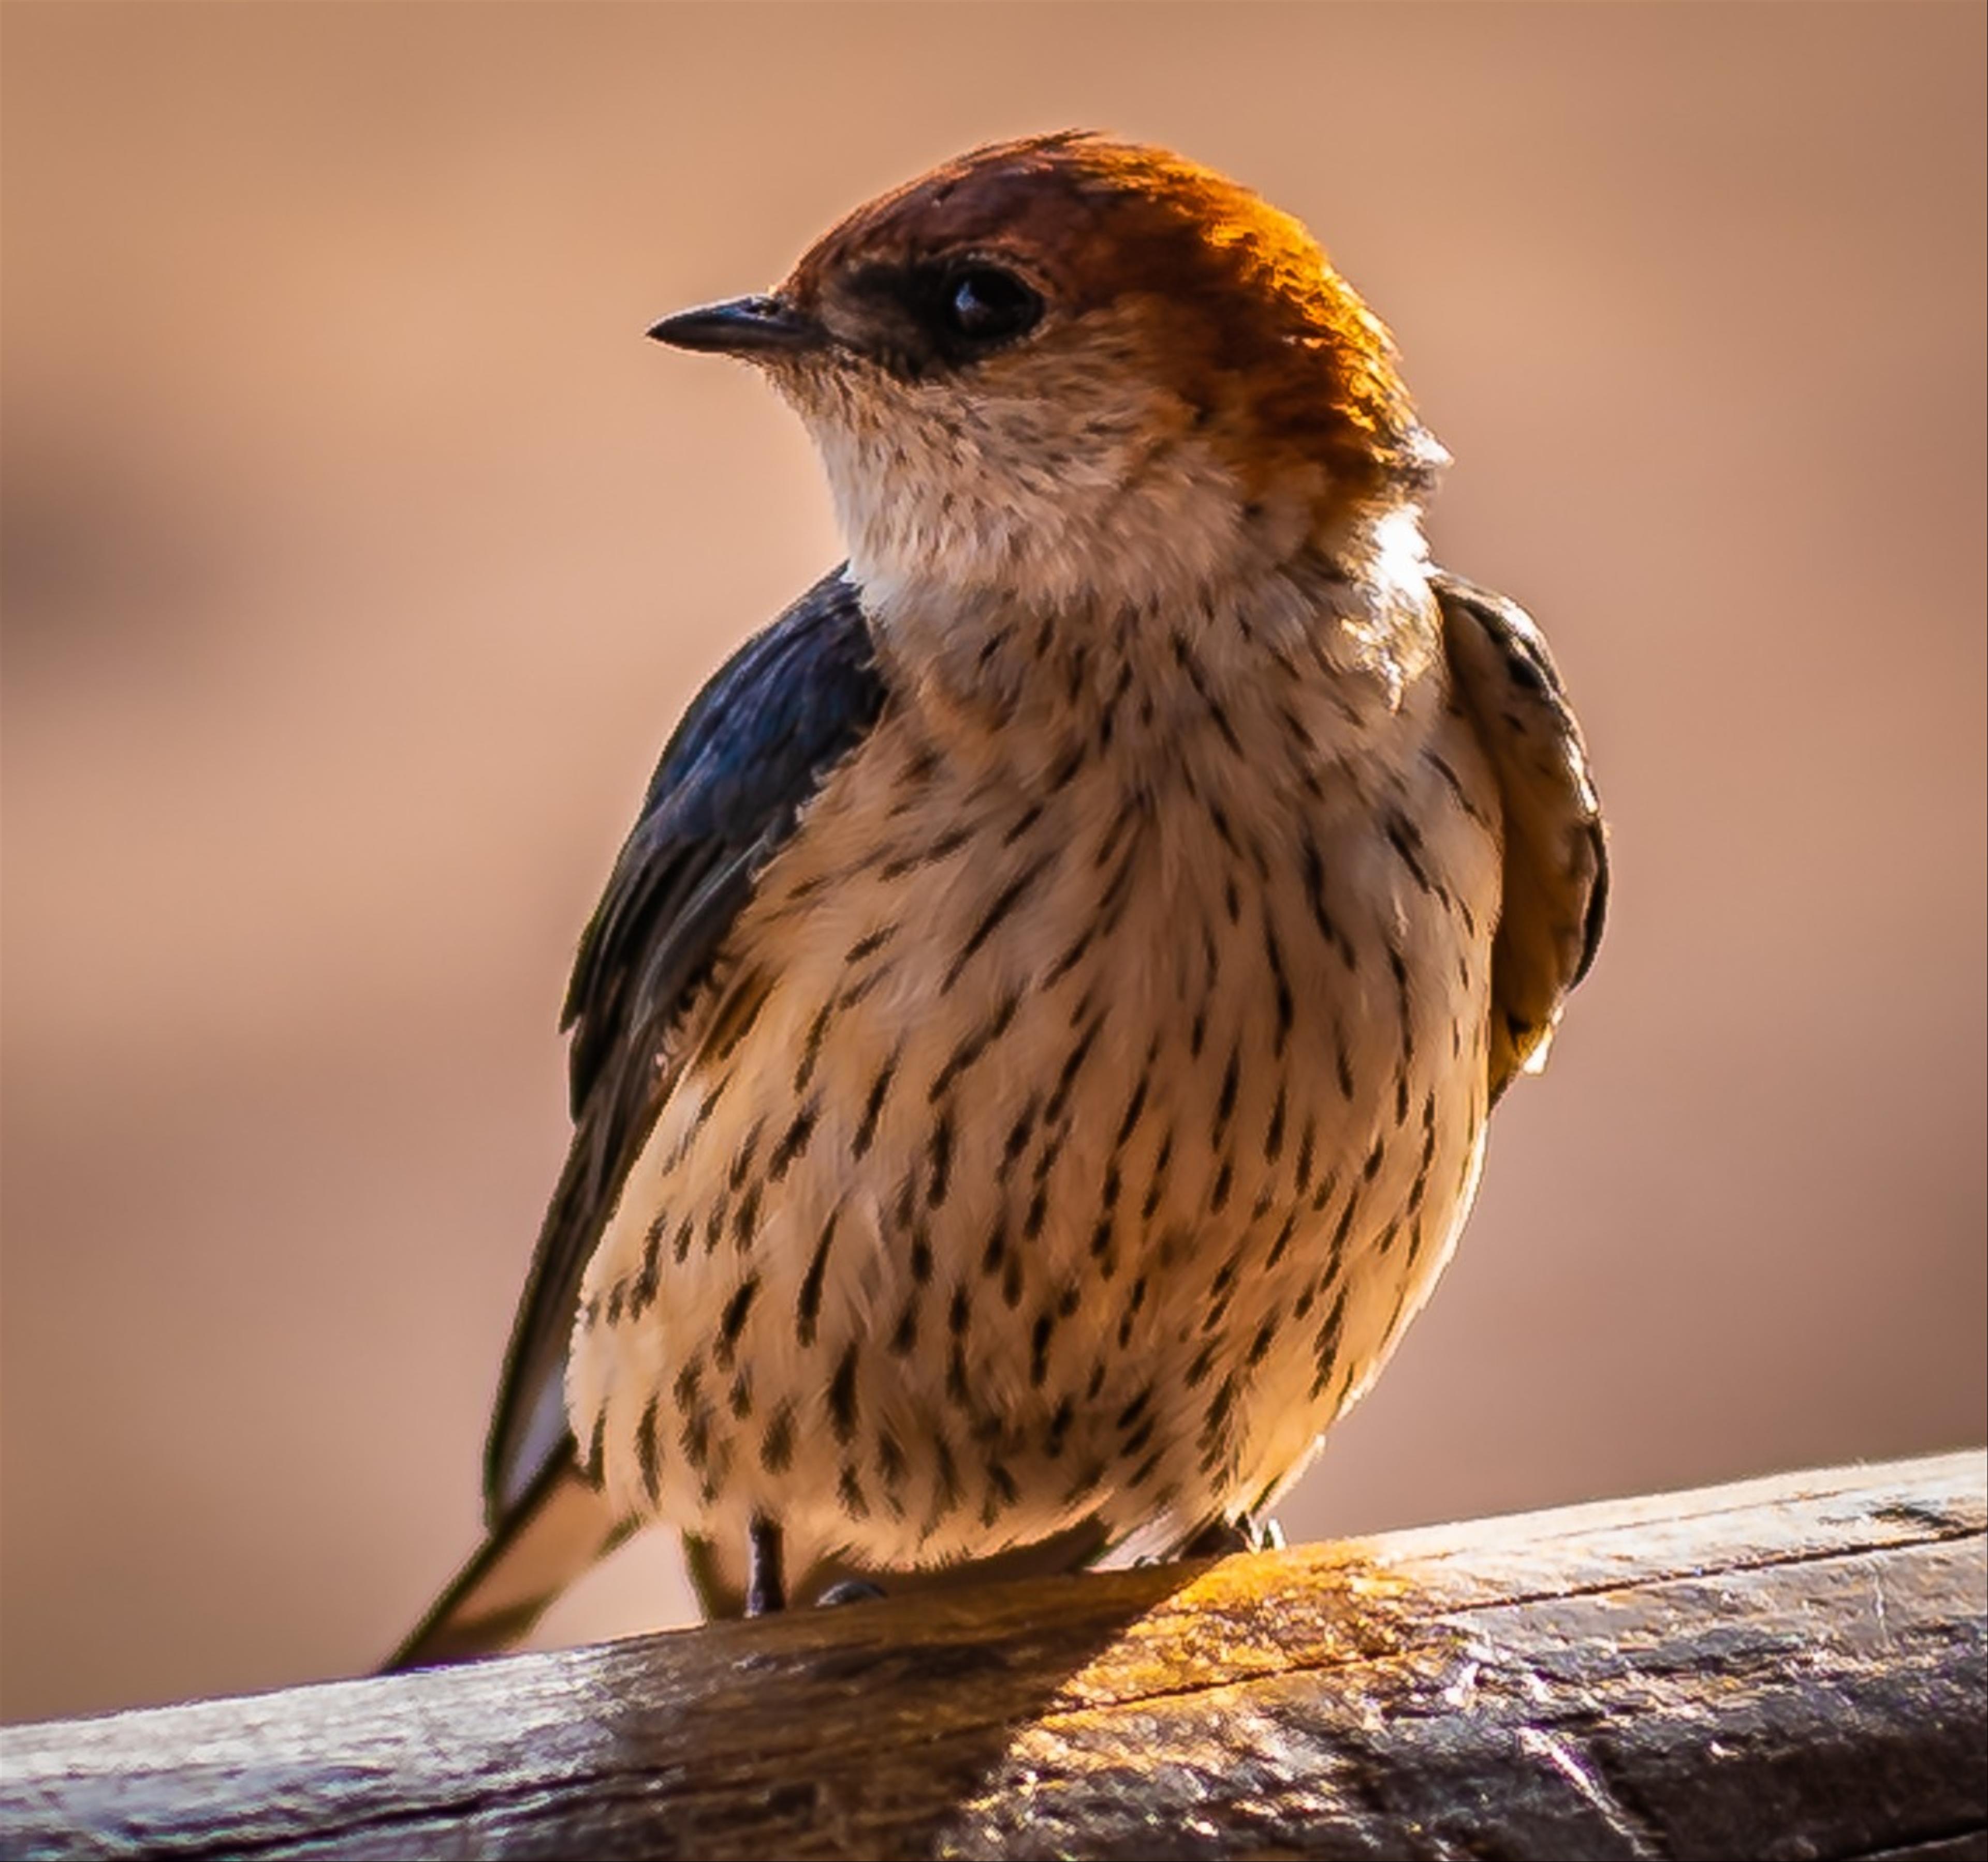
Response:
[651,133,1442,619]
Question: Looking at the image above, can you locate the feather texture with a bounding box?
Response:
[383,572,889,1667]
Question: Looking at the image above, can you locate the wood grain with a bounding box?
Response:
[4,1451,1983,1860]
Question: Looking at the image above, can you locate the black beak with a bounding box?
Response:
[646,295,823,356]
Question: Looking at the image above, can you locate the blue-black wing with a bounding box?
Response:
[487,565,887,1521]
[387,568,884,1670]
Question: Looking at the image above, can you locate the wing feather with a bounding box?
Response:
[485,566,887,1524]
[1434,571,1607,1101]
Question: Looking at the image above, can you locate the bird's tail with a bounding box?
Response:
[384,1449,630,1673]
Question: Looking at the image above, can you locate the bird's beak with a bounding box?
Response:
[647,295,824,357]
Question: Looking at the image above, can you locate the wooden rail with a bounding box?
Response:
[3,1450,1982,1860]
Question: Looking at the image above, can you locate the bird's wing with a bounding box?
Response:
[389,566,886,1670]
[1433,571,1608,1102]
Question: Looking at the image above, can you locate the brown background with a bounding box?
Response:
[3,3,1982,1725]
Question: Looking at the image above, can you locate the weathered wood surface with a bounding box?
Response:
[3,1452,1982,1861]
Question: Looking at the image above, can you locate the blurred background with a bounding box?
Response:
[3,3,1982,1724]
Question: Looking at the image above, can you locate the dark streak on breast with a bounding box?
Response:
[796,1209,839,1347]
[853,1049,901,1158]
[943,848,1058,993]
[715,1275,761,1369]
[828,1344,860,1444]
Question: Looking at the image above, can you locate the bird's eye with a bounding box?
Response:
[941,266,1043,346]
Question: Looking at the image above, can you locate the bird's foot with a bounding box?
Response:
[746,1515,785,1616]
[1177,1512,1287,1559]
[1252,1514,1288,1552]
[815,1579,887,1608]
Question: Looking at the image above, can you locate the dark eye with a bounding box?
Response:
[941,266,1043,346]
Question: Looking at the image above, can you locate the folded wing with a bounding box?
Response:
[391,568,886,1669]
[1434,572,1608,1101]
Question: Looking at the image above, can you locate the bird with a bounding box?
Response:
[390,130,1606,1667]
